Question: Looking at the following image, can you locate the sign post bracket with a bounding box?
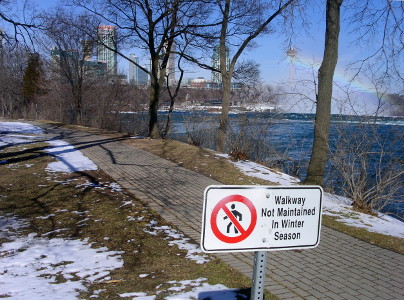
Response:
[251,251,267,300]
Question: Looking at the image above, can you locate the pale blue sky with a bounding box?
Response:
[29,0,358,82]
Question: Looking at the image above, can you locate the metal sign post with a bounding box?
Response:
[201,185,323,299]
[251,251,267,300]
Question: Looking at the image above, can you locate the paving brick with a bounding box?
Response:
[290,287,311,298]
[305,289,326,298]
[372,289,396,300]
[324,292,345,300]
[276,292,302,299]
[310,284,329,293]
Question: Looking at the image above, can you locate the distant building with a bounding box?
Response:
[97,25,117,75]
[189,77,207,88]
[50,48,79,80]
[165,42,176,86]
[151,41,176,86]
[128,54,138,82]
[83,61,107,78]
[138,65,149,85]
[211,45,230,84]
[81,40,94,62]
[206,81,222,89]
[51,47,107,80]
[128,54,148,85]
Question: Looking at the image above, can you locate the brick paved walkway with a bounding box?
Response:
[43,124,404,300]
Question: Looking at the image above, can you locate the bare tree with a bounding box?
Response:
[39,10,99,125]
[0,0,43,118]
[71,0,210,138]
[161,53,185,138]
[346,0,403,84]
[0,0,41,46]
[0,45,26,117]
[192,0,298,152]
[329,115,403,215]
[304,0,403,186]
[84,81,133,131]
[304,0,343,186]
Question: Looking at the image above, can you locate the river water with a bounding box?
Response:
[121,111,404,220]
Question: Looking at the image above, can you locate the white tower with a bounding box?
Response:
[286,47,297,81]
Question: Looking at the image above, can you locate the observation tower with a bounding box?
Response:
[286,47,297,81]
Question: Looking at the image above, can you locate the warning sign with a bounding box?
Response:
[201,185,323,253]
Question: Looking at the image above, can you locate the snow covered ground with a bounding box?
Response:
[45,139,98,172]
[0,121,97,173]
[118,278,247,300]
[215,153,404,238]
[0,215,124,299]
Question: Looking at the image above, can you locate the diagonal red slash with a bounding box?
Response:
[210,194,257,244]
[222,204,246,235]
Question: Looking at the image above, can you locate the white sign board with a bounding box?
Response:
[201,185,323,253]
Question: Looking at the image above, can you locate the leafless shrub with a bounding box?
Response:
[226,115,271,161]
[328,119,403,215]
[0,45,27,118]
[37,82,74,123]
[226,113,310,178]
[183,112,217,147]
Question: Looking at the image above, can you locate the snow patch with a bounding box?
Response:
[0,121,44,134]
[45,139,98,172]
[145,222,210,264]
[0,215,123,299]
[215,153,300,185]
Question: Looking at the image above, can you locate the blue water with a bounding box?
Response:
[121,111,404,220]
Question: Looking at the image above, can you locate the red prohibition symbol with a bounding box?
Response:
[210,194,257,244]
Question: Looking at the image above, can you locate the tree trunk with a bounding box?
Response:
[305,0,343,186]
[163,68,184,139]
[216,0,231,153]
[73,88,83,125]
[217,76,231,152]
[149,81,160,138]
[148,55,161,138]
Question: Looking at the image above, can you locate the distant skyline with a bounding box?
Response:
[26,1,365,82]
[6,0,403,114]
